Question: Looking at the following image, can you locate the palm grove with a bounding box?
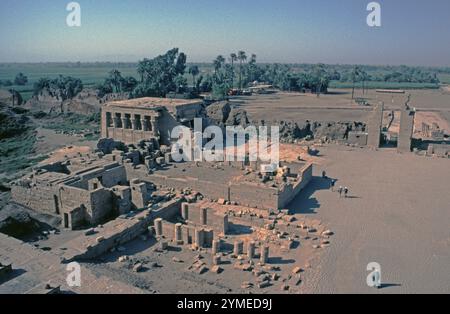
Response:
[27,48,442,101]
[95,48,335,100]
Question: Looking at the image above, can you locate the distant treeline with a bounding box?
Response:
[9,49,447,101]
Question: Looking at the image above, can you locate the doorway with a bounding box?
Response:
[64,213,69,229]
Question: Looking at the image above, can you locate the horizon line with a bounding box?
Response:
[0,61,449,69]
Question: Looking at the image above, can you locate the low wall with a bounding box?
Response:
[64,199,182,261]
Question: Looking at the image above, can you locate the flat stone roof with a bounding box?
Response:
[103,97,203,111]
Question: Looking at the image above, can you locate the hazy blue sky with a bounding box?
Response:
[0,0,449,66]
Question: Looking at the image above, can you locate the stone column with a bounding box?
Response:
[164,153,172,164]
[247,241,256,259]
[212,254,221,265]
[159,239,168,251]
[151,116,159,136]
[154,218,163,237]
[121,115,128,129]
[131,115,137,130]
[181,203,189,220]
[260,245,269,264]
[174,223,183,245]
[113,114,120,128]
[195,228,204,248]
[141,118,148,131]
[222,214,229,234]
[212,239,220,255]
[233,240,244,256]
[200,207,208,225]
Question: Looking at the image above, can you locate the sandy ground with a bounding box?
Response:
[34,127,97,156]
[232,89,450,129]
[40,145,93,165]
[287,145,450,294]
[79,214,328,294]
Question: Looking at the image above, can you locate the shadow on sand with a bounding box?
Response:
[286,176,332,215]
[379,283,402,289]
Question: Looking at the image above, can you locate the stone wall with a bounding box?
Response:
[184,204,228,234]
[347,131,369,146]
[11,184,59,214]
[126,162,312,210]
[229,182,279,209]
[427,143,450,158]
[398,106,415,153]
[125,165,229,201]
[89,188,113,225]
[278,163,313,208]
[64,199,183,261]
[367,103,384,148]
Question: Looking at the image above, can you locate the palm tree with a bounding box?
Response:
[350,66,360,100]
[213,55,225,75]
[229,53,237,88]
[108,69,123,93]
[188,65,200,88]
[237,51,247,89]
[360,70,368,95]
[137,59,150,83]
[318,76,329,97]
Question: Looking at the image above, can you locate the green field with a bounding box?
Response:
[438,73,450,84]
[0,62,216,100]
[1,63,448,101]
[0,63,139,100]
[329,80,440,90]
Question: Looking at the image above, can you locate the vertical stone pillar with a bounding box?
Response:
[247,241,256,259]
[121,115,128,129]
[113,114,120,128]
[195,228,204,248]
[212,254,221,265]
[222,214,229,234]
[154,218,163,237]
[174,223,183,245]
[212,239,220,255]
[398,104,416,153]
[101,110,108,138]
[159,239,168,251]
[367,102,384,149]
[233,240,244,256]
[181,203,189,220]
[260,245,269,264]
[151,116,159,136]
[131,115,137,130]
[141,118,148,131]
[164,153,172,164]
[200,207,208,225]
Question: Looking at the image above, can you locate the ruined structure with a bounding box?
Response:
[101,97,204,145]
[398,103,416,153]
[367,102,384,149]
[10,155,151,230]
[11,97,313,232]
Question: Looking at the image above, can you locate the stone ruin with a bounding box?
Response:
[10,97,313,232]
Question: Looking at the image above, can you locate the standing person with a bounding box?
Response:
[338,186,343,198]
[344,187,349,198]
[330,179,336,192]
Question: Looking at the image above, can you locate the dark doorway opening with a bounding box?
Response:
[64,213,69,229]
